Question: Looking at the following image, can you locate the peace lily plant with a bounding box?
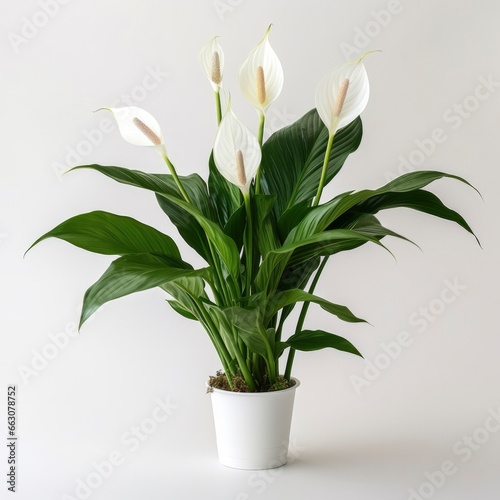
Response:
[30,26,478,393]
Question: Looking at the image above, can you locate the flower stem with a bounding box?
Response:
[254,112,266,194]
[215,89,222,126]
[196,304,234,377]
[243,193,253,296]
[218,312,256,391]
[161,151,192,204]
[312,133,335,207]
[284,256,329,380]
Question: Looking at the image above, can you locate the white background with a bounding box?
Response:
[1,1,499,499]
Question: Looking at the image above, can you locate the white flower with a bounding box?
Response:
[199,36,224,91]
[315,53,371,135]
[213,106,261,194]
[99,106,164,148]
[238,25,284,113]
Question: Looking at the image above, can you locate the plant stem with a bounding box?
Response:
[266,345,277,385]
[189,296,235,387]
[284,256,329,380]
[215,89,222,126]
[312,133,335,207]
[285,132,336,378]
[213,309,256,391]
[252,352,262,381]
[254,111,266,194]
[257,111,265,146]
[243,193,253,296]
[210,246,231,305]
[275,311,286,343]
[228,326,256,391]
[161,151,192,204]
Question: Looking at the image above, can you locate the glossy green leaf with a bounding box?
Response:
[285,329,362,357]
[265,289,366,325]
[80,253,205,327]
[159,194,241,280]
[276,257,322,326]
[253,194,280,256]
[278,257,321,291]
[161,275,209,323]
[156,194,210,260]
[208,153,242,228]
[346,214,415,244]
[287,214,416,265]
[71,165,213,259]
[166,300,198,321]
[260,110,362,218]
[223,306,269,356]
[277,200,320,241]
[71,165,212,217]
[331,189,479,244]
[255,229,387,294]
[27,211,181,259]
[223,202,245,251]
[289,170,478,243]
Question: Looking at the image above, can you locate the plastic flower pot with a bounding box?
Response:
[208,378,300,470]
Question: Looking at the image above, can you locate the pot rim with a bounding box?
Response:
[207,377,300,395]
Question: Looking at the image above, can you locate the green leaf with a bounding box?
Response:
[72,165,213,259]
[277,200,319,241]
[254,194,280,256]
[255,229,389,294]
[380,170,479,194]
[332,190,479,245]
[166,300,198,321]
[159,194,241,280]
[161,276,209,323]
[208,153,242,228]
[278,257,321,291]
[261,110,362,218]
[285,214,416,266]
[71,165,212,217]
[265,289,366,325]
[289,170,479,243]
[27,211,181,259]
[223,307,269,356]
[156,194,210,260]
[223,203,245,251]
[346,214,415,244]
[80,253,206,327]
[275,341,289,359]
[276,257,322,326]
[285,329,362,357]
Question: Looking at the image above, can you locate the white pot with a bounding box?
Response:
[208,378,300,470]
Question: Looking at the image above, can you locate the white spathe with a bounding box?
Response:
[213,107,262,194]
[238,25,284,112]
[199,36,225,91]
[100,106,165,148]
[315,54,371,135]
